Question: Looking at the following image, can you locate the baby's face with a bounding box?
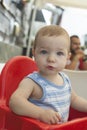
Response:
[34,35,70,75]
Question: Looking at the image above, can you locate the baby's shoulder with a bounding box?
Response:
[59,71,71,84]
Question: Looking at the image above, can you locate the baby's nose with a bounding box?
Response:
[47,54,56,62]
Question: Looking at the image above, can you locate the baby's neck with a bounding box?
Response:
[39,72,63,86]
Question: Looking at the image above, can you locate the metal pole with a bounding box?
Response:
[26,0,37,56]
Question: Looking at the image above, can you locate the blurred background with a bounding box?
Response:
[0,0,87,62]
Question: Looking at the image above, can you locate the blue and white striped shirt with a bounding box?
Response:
[27,72,71,122]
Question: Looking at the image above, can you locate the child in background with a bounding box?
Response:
[9,25,87,125]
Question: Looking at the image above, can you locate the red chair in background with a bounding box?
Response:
[0,56,87,130]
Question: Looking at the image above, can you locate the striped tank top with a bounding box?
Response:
[27,71,71,122]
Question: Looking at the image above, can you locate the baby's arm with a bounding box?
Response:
[71,90,87,112]
[9,78,61,124]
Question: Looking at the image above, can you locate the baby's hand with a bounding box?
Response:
[39,109,62,124]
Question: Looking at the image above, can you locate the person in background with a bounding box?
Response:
[9,25,87,125]
[65,35,87,70]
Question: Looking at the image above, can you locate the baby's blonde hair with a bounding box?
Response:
[34,25,70,50]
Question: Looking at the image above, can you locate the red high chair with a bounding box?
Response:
[0,73,1,99]
[0,56,87,130]
[0,56,39,130]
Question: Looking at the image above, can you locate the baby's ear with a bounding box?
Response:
[67,52,71,60]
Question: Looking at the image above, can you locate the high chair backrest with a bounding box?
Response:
[1,56,38,106]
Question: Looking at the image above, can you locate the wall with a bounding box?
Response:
[0,42,22,62]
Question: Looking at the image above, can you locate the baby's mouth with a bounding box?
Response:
[47,66,54,70]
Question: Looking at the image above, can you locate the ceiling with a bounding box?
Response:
[37,0,87,9]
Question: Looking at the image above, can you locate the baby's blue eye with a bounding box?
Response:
[57,52,64,56]
[40,50,47,54]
